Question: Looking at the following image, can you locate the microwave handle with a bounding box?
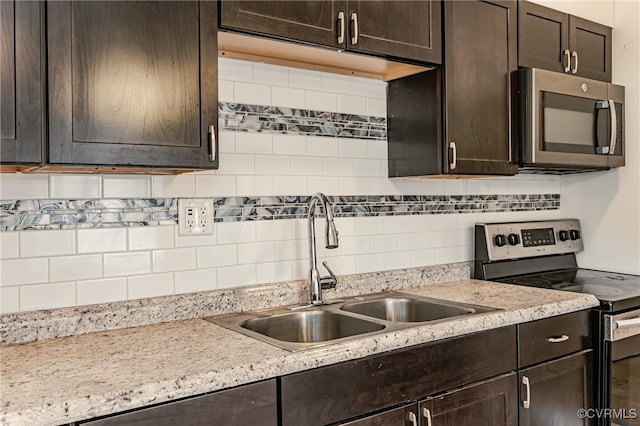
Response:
[595,100,617,155]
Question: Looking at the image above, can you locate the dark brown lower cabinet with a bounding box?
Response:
[342,373,518,426]
[78,379,277,426]
[519,350,594,426]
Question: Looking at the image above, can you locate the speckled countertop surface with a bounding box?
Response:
[0,279,599,426]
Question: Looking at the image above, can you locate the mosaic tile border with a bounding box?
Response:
[219,102,387,140]
[0,194,560,231]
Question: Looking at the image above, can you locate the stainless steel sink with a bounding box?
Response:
[242,310,385,343]
[204,291,498,351]
[340,297,490,322]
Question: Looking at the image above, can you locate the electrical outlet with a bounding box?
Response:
[178,198,214,236]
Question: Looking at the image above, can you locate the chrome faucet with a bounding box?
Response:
[307,192,339,305]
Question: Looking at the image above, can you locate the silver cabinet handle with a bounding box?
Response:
[608,99,617,156]
[208,125,216,162]
[337,11,345,44]
[571,51,578,74]
[563,49,571,72]
[522,376,531,409]
[407,411,418,426]
[546,334,570,343]
[422,408,433,426]
[350,12,358,45]
[449,142,457,170]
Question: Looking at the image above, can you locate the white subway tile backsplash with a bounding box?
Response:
[410,215,434,233]
[423,231,447,249]
[321,72,352,94]
[339,177,369,195]
[236,176,274,196]
[507,179,527,195]
[383,216,410,234]
[20,282,75,312]
[352,77,386,99]
[197,245,238,268]
[410,249,435,267]
[397,233,423,251]
[421,179,445,195]
[339,139,369,159]
[218,79,234,102]
[175,226,218,248]
[366,98,386,117]
[369,177,400,195]
[20,230,75,258]
[445,179,466,195]
[50,175,101,198]
[384,251,412,270]
[0,258,48,286]
[234,81,271,105]
[127,273,174,300]
[216,153,255,175]
[467,179,489,194]
[255,155,291,176]
[337,94,367,115]
[256,261,293,284]
[334,217,355,236]
[129,226,174,251]
[273,134,307,156]
[196,175,237,197]
[275,239,306,261]
[291,156,324,176]
[272,86,306,109]
[274,176,308,195]
[0,173,49,199]
[307,137,338,158]
[339,235,370,255]
[104,252,151,277]
[236,132,273,154]
[50,254,102,282]
[324,158,353,177]
[306,91,337,112]
[218,57,253,82]
[370,234,397,253]
[77,278,127,305]
[355,253,385,273]
[0,233,19,259]
[256,220,293,242]
[237,241,275,264]
[175,268,217,294]
[217,221,256,245]
[307,177,340,194]
[487,178,510,195]
[218,131,236,153]
[103,176,151,198]
[434,246,460,264]
[218,264,256,288]
[289,68,322,90]
[433,214,458,231]
[355,216,385,236]
[320,255,356,276]
[0,286,19,314]
[151,175,196,197]
[152,248,197,273]
[253,62,289,86]
[367,140,387,160]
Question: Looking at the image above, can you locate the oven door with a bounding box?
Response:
[604,309,640,426]
[521,68,624,169]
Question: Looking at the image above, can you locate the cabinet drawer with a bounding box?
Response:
[80,379,277,426]
[518,310,591,368]
[281,326,517,426]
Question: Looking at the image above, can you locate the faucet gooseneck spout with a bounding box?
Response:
[307,192,339,305]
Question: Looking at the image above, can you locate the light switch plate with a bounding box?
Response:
[178,198,214,236]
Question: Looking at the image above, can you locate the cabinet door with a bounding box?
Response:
[443,0,518,175]
[340,404,415,426]
[347,0,442,64]
[0,0,43,165]
[569,15,612,82]
[47,1,218,170]
[518,1,569,73]
[423,373,518,426]
[220,0,343,48]
[519,350,594,426]
[80,379,277,426]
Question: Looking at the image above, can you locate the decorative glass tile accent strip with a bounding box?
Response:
[0,195,560,231]
[219,102,387,140]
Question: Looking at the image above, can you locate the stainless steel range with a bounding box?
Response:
[474,219,640,426]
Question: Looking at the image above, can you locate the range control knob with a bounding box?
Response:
[559,230,569,241]
[494,234,506,247]
[570,229,581,240]
[507,233,520,246]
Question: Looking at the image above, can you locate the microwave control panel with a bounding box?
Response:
[475,219,583,261]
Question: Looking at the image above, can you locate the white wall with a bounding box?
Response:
[0,59,565,314]
[561,0,640,274]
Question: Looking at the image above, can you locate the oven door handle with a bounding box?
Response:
[613,317,640,330]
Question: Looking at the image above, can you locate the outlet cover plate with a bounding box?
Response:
[178,198,215,236]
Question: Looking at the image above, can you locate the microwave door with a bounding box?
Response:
[607,83,625,168]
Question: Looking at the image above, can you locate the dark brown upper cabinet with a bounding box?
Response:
[46,1,219,171]
[388,0,518,177]
[518,1,612,82]
[220,0,442,65]
[0,1,44,169]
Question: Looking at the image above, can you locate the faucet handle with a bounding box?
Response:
[320,261,338,289]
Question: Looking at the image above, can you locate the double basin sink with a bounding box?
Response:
[205,292,497,351]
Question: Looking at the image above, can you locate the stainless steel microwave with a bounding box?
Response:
[515,68,625,173]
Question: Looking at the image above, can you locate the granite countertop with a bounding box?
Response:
[0,279,599,426]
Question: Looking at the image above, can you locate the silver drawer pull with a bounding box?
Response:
[546,334,569,343]
[423,408,433,426]
[407,411,418,426]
